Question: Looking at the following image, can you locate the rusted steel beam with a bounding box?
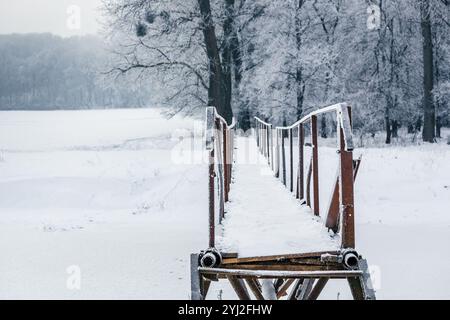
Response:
[281,131,286,186]
[227,130,233,201]
[270,126,274,171]
[306,277,328,300]
[208,149,215,248]
[275,129,280,178]
[326,158,362,233]
[215,119,225,222]
[297,124,305,200]
[223,125,228,203]
[227,276,252,300]
[245,278,265,300]
[289,128,294,192]
[306,155,312,208]
[339,108,355,248]
[311,115,320,216]
[266,125,271,165]
[256,122,260,148]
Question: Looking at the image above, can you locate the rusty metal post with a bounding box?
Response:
[281,130,286,186]
[306,155,312,208]
[223,125,229,202]
[275,129,280,178]
[298,124,305,200]
[289,128,294,192]
[311,116,320,216]
[262,125,265,156]
[256,122,259,148]
[267,125,271,165]
[208,148,215,248]
[269,125,274,171]
[340,109,355,248]
[227,129,232,201]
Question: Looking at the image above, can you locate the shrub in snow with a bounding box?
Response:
[145,11,156,24]
[136,22,147,37]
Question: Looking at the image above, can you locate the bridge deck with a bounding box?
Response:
[217,137,339,257]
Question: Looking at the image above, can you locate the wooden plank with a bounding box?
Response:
[227,276,251,300]
[221,252,238,259]
[276,279,295,299]
[306,277,328,300]
[219,264,343,272]
[347,277,365,300]
[245,278,265,300]
[199,268,362,279]
[221,251,339,265]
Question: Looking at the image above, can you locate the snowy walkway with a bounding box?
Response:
[218,137,339,257]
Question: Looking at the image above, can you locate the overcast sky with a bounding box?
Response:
[0,0,103,37]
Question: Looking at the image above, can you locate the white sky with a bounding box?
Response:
[0,0,103,37]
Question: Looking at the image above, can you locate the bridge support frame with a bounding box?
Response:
[190,250,376,300]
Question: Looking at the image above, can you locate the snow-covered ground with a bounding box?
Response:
[1,109,449,299]
[0,109,208,299]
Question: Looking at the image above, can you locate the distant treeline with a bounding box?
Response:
[0,33,151,110]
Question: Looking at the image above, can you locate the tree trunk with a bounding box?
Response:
[321,116,327,138]
[228,0,242,87]
[385,115,391,144]
[222,0,233,123]
[436,116,441,138]
[295,0,305,119]
[392,120,399,138]
[420,0,435,142]
[198,0,233,123]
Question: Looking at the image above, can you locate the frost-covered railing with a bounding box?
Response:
[255,103,358,249]
[205,107,236,248]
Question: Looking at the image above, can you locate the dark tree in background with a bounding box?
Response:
[420,0,435,142]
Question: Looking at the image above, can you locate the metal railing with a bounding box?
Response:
[205,107,236,248]
[255,103,358,249]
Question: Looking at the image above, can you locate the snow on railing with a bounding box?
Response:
[255,103,358,249]
[205,107,235,248]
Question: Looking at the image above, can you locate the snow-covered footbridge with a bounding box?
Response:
[191,103,376,300]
